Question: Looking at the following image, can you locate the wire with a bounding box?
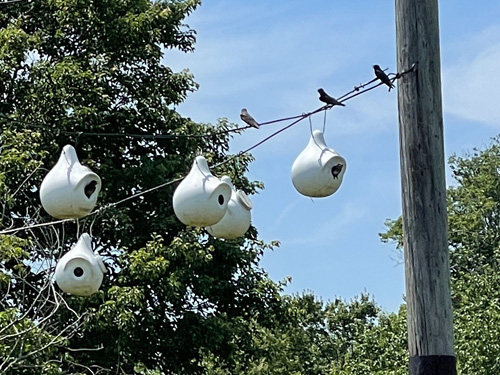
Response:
[322,110,327,134]
[0,66,413,139]
[0,175,186,235]
[0,0,27,4]
[0,64,416,235]
[0,117,244,139]
[0,110,320,235]
[95,177,184,210]
[0,112,305,140]
[337,64,416,103]
[213,105,332,170]
[0,218,73,235]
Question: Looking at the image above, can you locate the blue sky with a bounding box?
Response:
[165,0,500,312]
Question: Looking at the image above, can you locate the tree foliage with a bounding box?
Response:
[0,0,283,373]
[4,0,500,372]
[381,137,500,374]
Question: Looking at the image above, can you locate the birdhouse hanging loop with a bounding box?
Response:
[206,176,253,239]
[291,129,347,198]
[55,233,107,297]
[173,156,232,227]
[40,145,101,219]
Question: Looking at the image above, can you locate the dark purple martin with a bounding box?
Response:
[240,108,259,129]
[318,88,345,107]
[373,64,395,91]
[331,163,343,179]
[84,180,98,198]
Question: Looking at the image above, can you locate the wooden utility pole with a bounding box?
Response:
[395,0,456,374]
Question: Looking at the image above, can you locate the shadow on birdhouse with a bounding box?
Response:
[40,145,101,219]
[173,156,232,227]
[206,176,252,239]
[291,130,347,197]
[55,233,107,297]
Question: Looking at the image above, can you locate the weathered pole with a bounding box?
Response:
[395,0,456,374]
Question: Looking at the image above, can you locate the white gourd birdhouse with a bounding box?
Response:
[40,145,101,219]
[206,176,252,239]
[173,156,232,227]
[291,130,347,198]
[55,233,107,297]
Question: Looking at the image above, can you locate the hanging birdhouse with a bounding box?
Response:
[173,156,232,227]
[291,130,347,197]
[206,176,253,239]
[40,145,101,219]
[55,233,107,297]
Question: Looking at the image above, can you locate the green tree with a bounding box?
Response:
[447,141,500,374]
[239,293,338,375]
[0,0,285,373]
[207,292,408,375]
[324,294,406,375]
[328,305,407,375]
[0,130,62,374]
[381,137,500,374]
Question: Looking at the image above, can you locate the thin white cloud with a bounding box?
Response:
[271,199,299,228]
[443,26,500,127]
[280,200,368,247]
[164,3,396,133]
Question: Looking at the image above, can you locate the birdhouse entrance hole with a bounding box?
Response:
[74,267,84,277]
[84,180,98,199]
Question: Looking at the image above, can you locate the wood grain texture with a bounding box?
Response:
[395,0,455,362]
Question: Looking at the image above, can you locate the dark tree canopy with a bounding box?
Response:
[0,0,283,373]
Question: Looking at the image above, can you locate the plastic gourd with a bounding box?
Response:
[291,130,347,197]
[55,233,107,296]
[206,176,252,239]
[173,156,232,227]
[40,145,101,219]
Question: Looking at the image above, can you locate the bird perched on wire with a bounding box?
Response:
[331,163,344,179]
[317,88,345,107]
[373,65,395,91]
[240,108,260,129]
